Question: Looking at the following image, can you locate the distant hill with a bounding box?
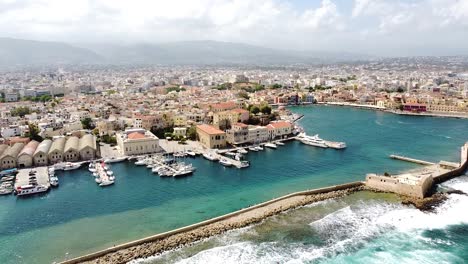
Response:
[0,38,371,67]
[83,40,370,65]
[0,38,101,66]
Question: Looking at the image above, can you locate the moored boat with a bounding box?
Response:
[104,157,127,163]
[264,142,277,149]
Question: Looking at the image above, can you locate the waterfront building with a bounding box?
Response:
[33,139,52,166]
[212,109,249,129]
[17,140,39,168]
[226,123,249,145]
[247,125,269,143]
[48,137,66,164]
[403,103,427,112]
[116,129,160,156]
[78,134,97,160]
[196,124,226,149]
[266,121,293,140]
[64,136,80,162]
[0,142,24,169]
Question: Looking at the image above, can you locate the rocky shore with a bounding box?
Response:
[73,186,363,264]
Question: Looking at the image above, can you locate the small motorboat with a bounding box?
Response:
[237,148,248,154]
[219,158,232,167]
[275,141,285,146]
[264,142,277,149]
[104,157,127,163]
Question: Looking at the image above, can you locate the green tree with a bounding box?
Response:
[11,106,31,117]
[81,117,95,130]
[187,126,197,140]
[25,123,42,142]
[270,83,282,89]
[250,106,260,115]
[260,105,272,115]
[237,91,249,100]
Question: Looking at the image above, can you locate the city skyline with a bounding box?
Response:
[1,0,468,57]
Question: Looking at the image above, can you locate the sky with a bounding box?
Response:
[0,0,468,56]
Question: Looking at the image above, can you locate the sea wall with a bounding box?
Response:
[365,174,433,199]
[61,181,364,264]
[433,142,468,183]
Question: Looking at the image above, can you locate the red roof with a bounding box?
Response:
[197,124,225,135]
[231,108,249,114]
[211,102,236,110]
[127,132,146,140]
[234,123,248,128]
[268,121,292,129]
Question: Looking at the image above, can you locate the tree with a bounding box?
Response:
[250,106,260,115]
[397,87,405,93]
[81,117,95,130]
[25,123,42,142]
[187,126,197,140]
[260,105,272,115]
[271,83,282,89]
[237,91,249,100]
[11,106,31,117]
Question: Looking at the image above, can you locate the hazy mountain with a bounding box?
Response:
[83,40,371,65]
[0,38,371,67]
[0,37,101,67]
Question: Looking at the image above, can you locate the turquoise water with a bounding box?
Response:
[0,105,466,263]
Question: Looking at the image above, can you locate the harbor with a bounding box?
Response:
[0,105,466,264]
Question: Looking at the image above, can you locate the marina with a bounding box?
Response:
[14,167,50,196]
[0,106,466,264]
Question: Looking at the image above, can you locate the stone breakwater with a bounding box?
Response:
[65,185,364,264]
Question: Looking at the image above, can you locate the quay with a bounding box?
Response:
[14,167,50,189]
[389,155,435,166]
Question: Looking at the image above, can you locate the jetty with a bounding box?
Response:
[389,155,435,165]
[15,167,50,190]
[366,142,468,198]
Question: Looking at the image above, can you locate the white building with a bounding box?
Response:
[116,129,160,156]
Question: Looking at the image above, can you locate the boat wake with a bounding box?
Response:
[134,176,468,264]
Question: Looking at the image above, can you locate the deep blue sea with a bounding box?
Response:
[0,105,467,264]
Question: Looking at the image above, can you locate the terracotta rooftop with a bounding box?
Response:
[128,132,146,140]
[197,124,225,135]
[268,121,292,129]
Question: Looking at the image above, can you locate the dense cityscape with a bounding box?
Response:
[1,0,468,263]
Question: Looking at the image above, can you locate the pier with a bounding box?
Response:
[14,167,50,190]
[389,155,435,165]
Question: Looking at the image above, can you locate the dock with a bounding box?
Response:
[389,155,435,165]
[14,167,50,189]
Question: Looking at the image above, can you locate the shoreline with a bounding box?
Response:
[61,182,364,264]
[315,102,468,119]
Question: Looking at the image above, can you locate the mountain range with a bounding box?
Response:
[0,37,371,67]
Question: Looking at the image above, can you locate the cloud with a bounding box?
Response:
[0,0,467,56]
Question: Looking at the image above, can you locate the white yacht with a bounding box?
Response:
[185,150,197,157]
[325,141,347,149]
[264,142,277,149]
[275,141,285,146]
[104,157,127,163]
[299,134,328,148]
[15,184,48,196]
[236,161,250,168]
[99,180,114,187]
[135,159,147,166]
[203,152,218,161]
[219,158,232,167]
[255,145,264,151]
[248,146,259,152]
[63,162,81,171]
[237,148,248,154]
